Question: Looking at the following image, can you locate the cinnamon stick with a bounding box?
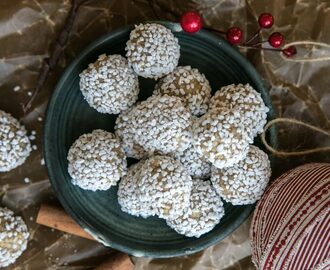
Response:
[37,204,94,240]
[36,204,134,270]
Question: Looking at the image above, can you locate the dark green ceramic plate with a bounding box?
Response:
[44,21,276,258]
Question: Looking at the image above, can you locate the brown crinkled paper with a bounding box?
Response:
[0,0,329,269]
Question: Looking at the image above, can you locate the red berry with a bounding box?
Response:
[226,27,243,45]
[258,13,274,28]
[282,45,297,57]
[268,32,284,48]
[180,11,203,33]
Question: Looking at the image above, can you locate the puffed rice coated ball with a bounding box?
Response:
[126,23,180,79]
[176,144,211,179]
[211,145,271,205]
[67,129,127,191]
[79,54,139,114]
[136,155,193,219]
[166,179,225,238]
[193,108,251,169]
[0,110,31,172]
[132,95,193,155]
[118,161,155,218]
[115,108,148,160]
[0,207,29,268]
[209,84,269,137]
[154,66,212,116]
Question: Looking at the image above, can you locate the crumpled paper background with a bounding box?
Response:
[0,0,329,269]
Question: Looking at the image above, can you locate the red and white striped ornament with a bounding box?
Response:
[251,163,330,270]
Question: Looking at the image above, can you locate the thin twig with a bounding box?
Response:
[148,0,161,19]
[203,26,226,35]
[244,28,260,45]
[247,40,268,47]
[156,1,181,19]
[238,45,281,52]
[22,0,89,114]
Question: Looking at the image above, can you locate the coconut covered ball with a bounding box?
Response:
[132,95,192,155]
[118,161,154,218]
[67,129,127,191]
[211,145,271,205]
[193,108,252,169]
[0,110,31,172]
[209,84,269,137]
[166,179,224,238]
[136,155,193,219]
[176,145,211,179]
[79,54,139,114]
[126,23,180,79]
[114,108,148,160]
[0,207,29,268]
[154,66,212,116]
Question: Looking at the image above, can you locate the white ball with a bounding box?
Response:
[0,110,31,172]
[211,145,271,205]
[209,84,269,137]
[154,66,212,116]
[135,155,193,219]
[193,108,251,169]
[79,54,139,114]
[166,179,225,238]
[0,207,29,268]
[118,161,154,218]
[115,108,148,160]
[67,129,127,191]
[126,23,180,79]
[176,144,211,179]
[132,95,193,155]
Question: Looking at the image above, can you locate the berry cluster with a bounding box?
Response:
[180,12,297,58]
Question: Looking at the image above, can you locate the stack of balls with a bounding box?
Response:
[68,23,272,238]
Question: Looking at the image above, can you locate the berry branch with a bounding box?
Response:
[179,12,297,58]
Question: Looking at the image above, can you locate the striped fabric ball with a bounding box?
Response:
[251,163,330,270]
